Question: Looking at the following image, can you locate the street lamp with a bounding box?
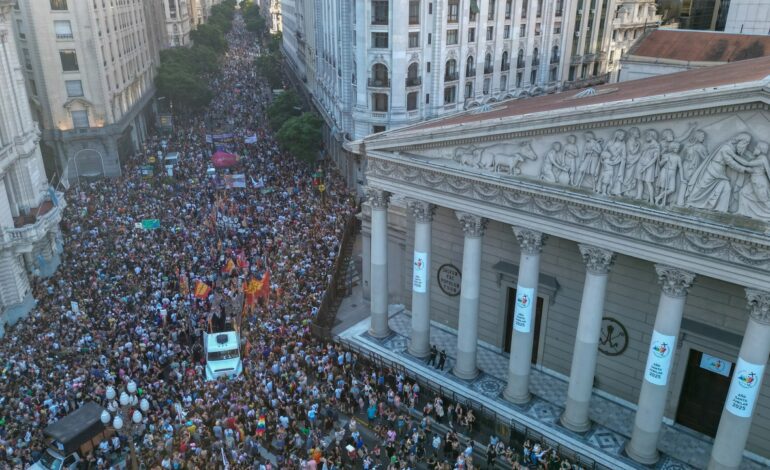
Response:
[100,381,150,470]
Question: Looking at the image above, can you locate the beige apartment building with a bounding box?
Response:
[12,0,162,180]
[165,0,192,46]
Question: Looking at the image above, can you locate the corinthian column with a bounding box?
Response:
[407,200,435,358]
[503,227,546,404]
[452,212,487,379]
[708,290,770,470]
[626,265,696,464]
[367,188,391,338]
[561,244,615,432]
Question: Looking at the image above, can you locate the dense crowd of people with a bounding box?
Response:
[0,12,586,470]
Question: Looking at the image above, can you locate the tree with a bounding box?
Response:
[276,113,323,163]
[190,24,226,53]
[255,53,284,90]
[266,91,301,130]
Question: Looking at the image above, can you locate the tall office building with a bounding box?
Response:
[724,0,770,34]
[0,0,65,335]
[679,0,722,30]
[12,0,162,180]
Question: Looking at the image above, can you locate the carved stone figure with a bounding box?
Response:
[655,142,685,207]
[575,132,603,187]
[453,145,482,166]
[737,141,770,220]
[677,130,708,205]
[540,142,567,183]
[494,142,538,175]
[602,129,627,195]
[685,133,751,212]
[563,135,580,185]
[635,129,661,204]
[622,127,641,195]
[596,150,624,195]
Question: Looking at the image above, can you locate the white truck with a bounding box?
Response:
[203,330,243,380]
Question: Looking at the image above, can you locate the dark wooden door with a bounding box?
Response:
[504,287,544,364]
[675,349,734,437]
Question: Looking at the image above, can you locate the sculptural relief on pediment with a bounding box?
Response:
[408,112,770,223]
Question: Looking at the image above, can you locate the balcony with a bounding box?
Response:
[484,65,494,74]
[551,56,559,64]
[405,76,422,87]
[56,33,73,40]
[467,68,476,77]
[368,78,390,88]
[517,60,525,69]
[445,72,459,82]
[532,59,540,66]
[371,16,388,25]
[501,63,510,71]
[1,193,66,251]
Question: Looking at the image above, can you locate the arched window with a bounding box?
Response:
[406,62,420,86]
[551,45,559,64]
[517,49,524,68]
[466,56,475,76]
[484,53,492,73]
[532,47,539,66]
[501,51,509,70]
[407,91,418,110]
[445,59,457,81]
[371,63,389,86]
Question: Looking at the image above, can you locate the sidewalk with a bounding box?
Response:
[335,292,766,470]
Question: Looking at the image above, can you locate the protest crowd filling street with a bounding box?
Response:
[0,12,580,470]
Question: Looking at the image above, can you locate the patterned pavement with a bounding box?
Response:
[341,309,767,470]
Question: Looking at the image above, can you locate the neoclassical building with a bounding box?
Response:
[350,56,770,468]
[0,0,65,335]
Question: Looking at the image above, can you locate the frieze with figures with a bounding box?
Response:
[448,123,770,222]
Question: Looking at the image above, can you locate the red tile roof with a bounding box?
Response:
[629,29,770,63]
[408,55,770,131]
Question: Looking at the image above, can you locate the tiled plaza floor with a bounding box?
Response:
[336,307,767,470]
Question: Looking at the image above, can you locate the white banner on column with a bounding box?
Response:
[644,330,676,386]
[412,251,427,293]
[513,286,535,333]
[725,358,765,418]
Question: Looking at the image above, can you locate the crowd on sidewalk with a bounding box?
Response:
[0,11,584,470]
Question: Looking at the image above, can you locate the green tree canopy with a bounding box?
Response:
[190,24,227,53]
[276,113,323,163]
[266,91,301,130]
[255,53,284,90]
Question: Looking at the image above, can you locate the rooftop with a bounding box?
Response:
[628,29,770,63]
[405,55,770,132]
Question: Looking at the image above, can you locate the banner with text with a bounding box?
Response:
[644,330,676,385]
[513,286,535,333]
[725,358,765,418]
[412,251,427,293]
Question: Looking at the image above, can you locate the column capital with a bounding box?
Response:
[513,227,546,255]
[455,211,487,238]
[578,244,615,274]
[407,200,435,223]
[365,187,390,209]
[654,264,695,298]
[746,289,770,325]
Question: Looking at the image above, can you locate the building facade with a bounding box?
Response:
[724,0,770,35]
[351,57,770,468]
[164,0,193,46]
[0,0,65,336]
[12,0,161,181]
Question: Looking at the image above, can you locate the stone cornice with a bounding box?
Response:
[365,154,770,290]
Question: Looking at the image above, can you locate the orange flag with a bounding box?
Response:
[221,258,235,274]
[194,280,211,299]
[244,277,259,306]
[259,271,271,299]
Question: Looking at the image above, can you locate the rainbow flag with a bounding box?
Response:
[256,415,266,436]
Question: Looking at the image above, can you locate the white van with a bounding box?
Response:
[164,151,180,165]
[203,331,243,380]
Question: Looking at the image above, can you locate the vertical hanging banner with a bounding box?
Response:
[725,358,765,418]
[412,252,427,293]
[513,286,535,333]
[644,330,676,385]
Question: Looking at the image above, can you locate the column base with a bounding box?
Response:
[559,412,591,433]
[503,386,532,405]
[368,325,392,339]
[624,442,660,466]
[708,457,739,470]
[452,365,479,380]
[407,344,429,359]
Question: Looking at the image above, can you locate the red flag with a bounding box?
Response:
[258,271,270,299]
[236,251,249,269]
[194,280,211,299]
[221,258,235,274]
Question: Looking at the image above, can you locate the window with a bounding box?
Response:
[488,0,496,20]
[22,49,32,70]
[504,25,510,38]
[50,0,68,10]
[371,63,389,86]
[65,79,83,97]
[486,26,493,40]
[372,93,388,111]
[537,0,543,17]
[427,62,431,73]
[428,33,431,44]
[551,45,559,63]
[549,67,557,81]
[483,77,490,94]
[407,62,420,86]
[505,0,512,19]
[372,32,388,48]
[500,74,507,89]
[466,56,475,76]
[372,1,389,25]
[373,125,386,133]
[409,0,420,24]
[530,69,536,83]
[426,93,430,104]
[16,20,25,39]
[532,47,539,65]
[484,53,493,73]
[555,0,564,16]
[407,91,418,110]
[447,0,459,22]
[517,49,524,68]
[60,49,78,71]
[443,85,456,104]
[535,22,541,36]
[408,32,420,48]
[522,0,528,18]
[428,2,432,14]
[54,20,73,39]
[71,110,89,128]
[520,23,527,37]
[468,27,475,42]
[464,81,473,98]
[446,29,458,45]
[554,22,561,34]
[445,59,457,81]
[29,79,37,96]
[501,51,509,70]
[516,71,522,87]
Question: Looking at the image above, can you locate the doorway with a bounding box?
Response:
[504,287,544,363]
[675,349,734,437]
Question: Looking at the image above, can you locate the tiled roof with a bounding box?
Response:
[629,29,770,63]
[408,55,770,131]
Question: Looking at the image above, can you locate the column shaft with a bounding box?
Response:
[408,201,434,358]
[626,265,695,464]
[561,245,615,432]
[503,228,546,404]
[368,190,390,338]
[361,231,371,301]
[708,290,770,470]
